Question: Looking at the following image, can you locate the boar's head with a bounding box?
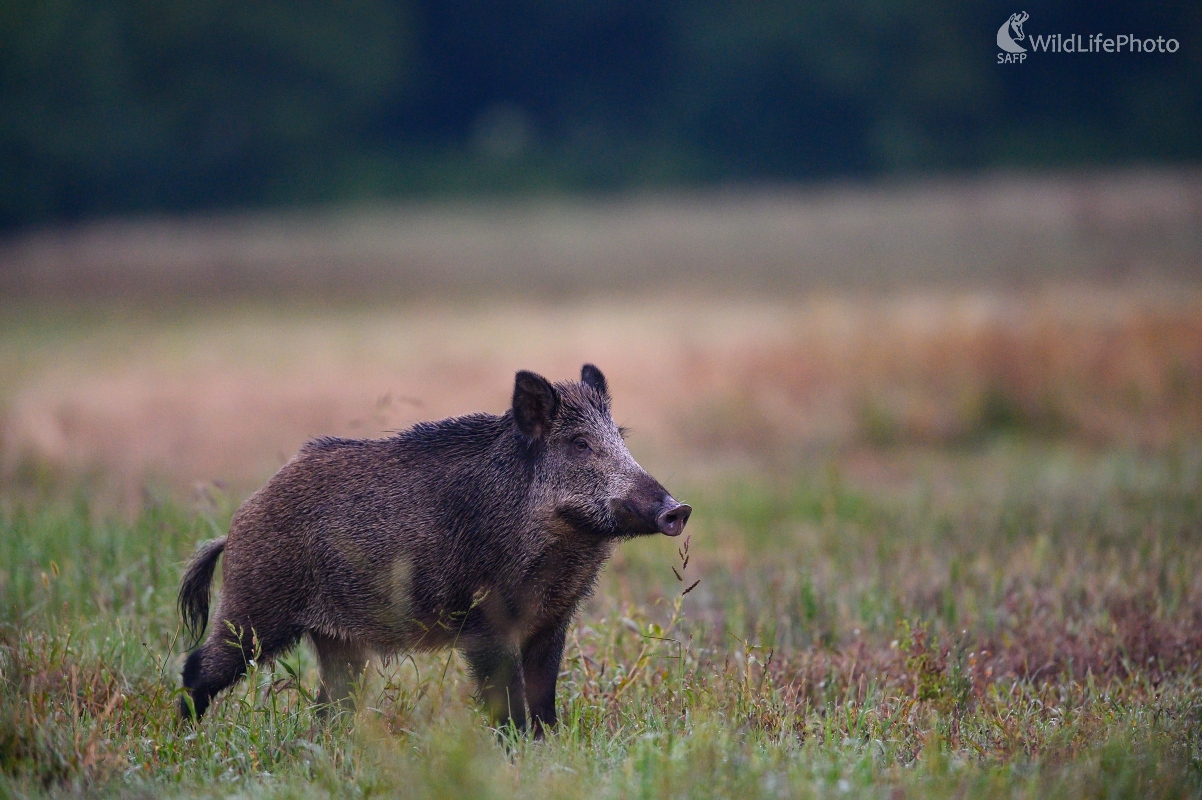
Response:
[513,364,691,538]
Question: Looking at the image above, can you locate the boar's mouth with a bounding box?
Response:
[554,504,625,538]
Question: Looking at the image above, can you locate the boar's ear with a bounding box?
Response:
[513,370,559,440]
[580,363,609,399]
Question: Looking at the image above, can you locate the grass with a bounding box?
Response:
[3,171,1199,302]
[3,288,1201,502]
[1,234,1201,797]
[2,440,1201,798]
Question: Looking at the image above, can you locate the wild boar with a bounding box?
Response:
[178,364,690,735]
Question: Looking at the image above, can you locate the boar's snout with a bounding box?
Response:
[656,500,691,537]
[607,487,692,538]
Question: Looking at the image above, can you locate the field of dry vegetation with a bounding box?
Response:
[2,174,1201,798]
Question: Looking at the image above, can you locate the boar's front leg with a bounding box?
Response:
[465,644,527,732]
[522,624,567,738]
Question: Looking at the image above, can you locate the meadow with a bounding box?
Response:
[2,180,1202,798]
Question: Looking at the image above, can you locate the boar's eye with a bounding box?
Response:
[572,435,592,453]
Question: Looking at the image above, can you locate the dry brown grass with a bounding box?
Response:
[689,288,1202,455]
[2,287,1199,500]
[2,171,1199,498]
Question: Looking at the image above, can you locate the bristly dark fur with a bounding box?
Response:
[176,365,688,733]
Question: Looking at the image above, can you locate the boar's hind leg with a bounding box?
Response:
[180,608,302,720]
[310,632,370,716]
[522,625,568,738]
[465,645,528,732]
[180,633,251,720]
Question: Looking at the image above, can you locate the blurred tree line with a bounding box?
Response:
[1,0,1198,228]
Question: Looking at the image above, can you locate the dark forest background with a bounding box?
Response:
[1,0,1198,229]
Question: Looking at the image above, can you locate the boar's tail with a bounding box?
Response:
[178,537,227,649]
